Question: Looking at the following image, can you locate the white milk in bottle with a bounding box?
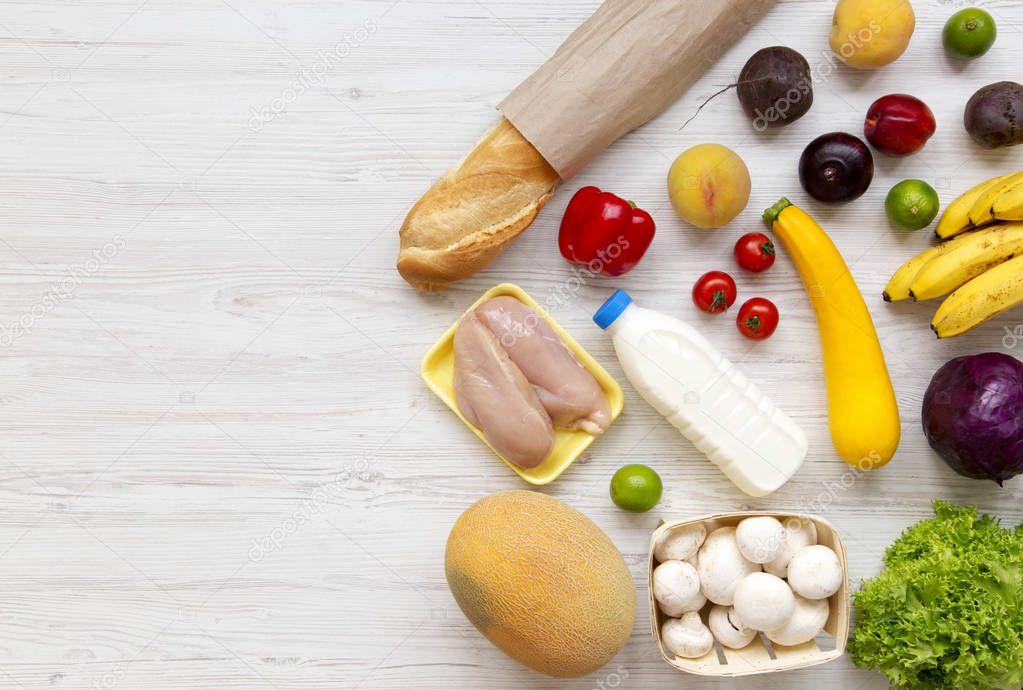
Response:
[594,290,807,496]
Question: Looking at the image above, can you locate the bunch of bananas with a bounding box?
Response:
[886,171,1023,338]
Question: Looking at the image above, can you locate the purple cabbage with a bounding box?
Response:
[922,352,1023,485]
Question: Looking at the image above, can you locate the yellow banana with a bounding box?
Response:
[968,172,1023,227]
[909,223,1023,301]
[992,182,1023,221]
[765,198,900,469]
[884,230,976,302]
[936,172,1018,239]
[932,254,1023,338]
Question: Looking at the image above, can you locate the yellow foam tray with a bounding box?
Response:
[421,283,623,485]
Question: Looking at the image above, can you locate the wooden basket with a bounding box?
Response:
[648,511,850,677]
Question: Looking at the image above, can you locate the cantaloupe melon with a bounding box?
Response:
[444,490,636,678]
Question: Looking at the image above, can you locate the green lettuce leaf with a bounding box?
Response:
[849,501,1023,690]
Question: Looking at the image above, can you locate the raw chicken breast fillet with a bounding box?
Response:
[452,310,554,468]
[475,296,611,434]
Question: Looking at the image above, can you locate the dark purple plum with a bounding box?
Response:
[799,132,874,204]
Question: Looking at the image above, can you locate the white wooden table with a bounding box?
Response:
[0,1,1020,687]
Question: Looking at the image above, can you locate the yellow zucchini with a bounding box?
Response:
[763,198,900,468]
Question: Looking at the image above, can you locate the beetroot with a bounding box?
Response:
[964,81,1023,149]
[737,47,813,130]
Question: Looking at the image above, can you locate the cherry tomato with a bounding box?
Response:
[733,232,776,273]
[692,271,737,314]
[736,298,779,340]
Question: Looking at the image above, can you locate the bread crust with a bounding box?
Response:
[397,118,561,291]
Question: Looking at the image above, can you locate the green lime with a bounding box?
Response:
[886,179,940,231]
[943,8,997,59]
[609,464,662,512]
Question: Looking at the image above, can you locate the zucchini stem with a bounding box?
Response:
[763,197,792,224]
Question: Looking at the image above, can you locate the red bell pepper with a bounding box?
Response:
[558,186,655,277]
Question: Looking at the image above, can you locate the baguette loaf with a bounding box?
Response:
[397,118,560,291]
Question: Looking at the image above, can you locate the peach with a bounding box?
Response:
[667,144,751,229]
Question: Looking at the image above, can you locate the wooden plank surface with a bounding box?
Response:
[0,0,1020,687]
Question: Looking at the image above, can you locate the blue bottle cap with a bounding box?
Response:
[593,289,633,330]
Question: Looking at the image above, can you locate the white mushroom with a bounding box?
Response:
[654,522,707,563]
[652,560,706,616]
[707,605,757,649]
[735,516,786,564]
[763,517,818,578]
[697,527,760,605]
[732,572,795,631]
[766,595,830,646]
[661,611,714,659]
[787,545,843,600]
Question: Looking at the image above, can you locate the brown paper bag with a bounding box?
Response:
[499,0,778,179]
